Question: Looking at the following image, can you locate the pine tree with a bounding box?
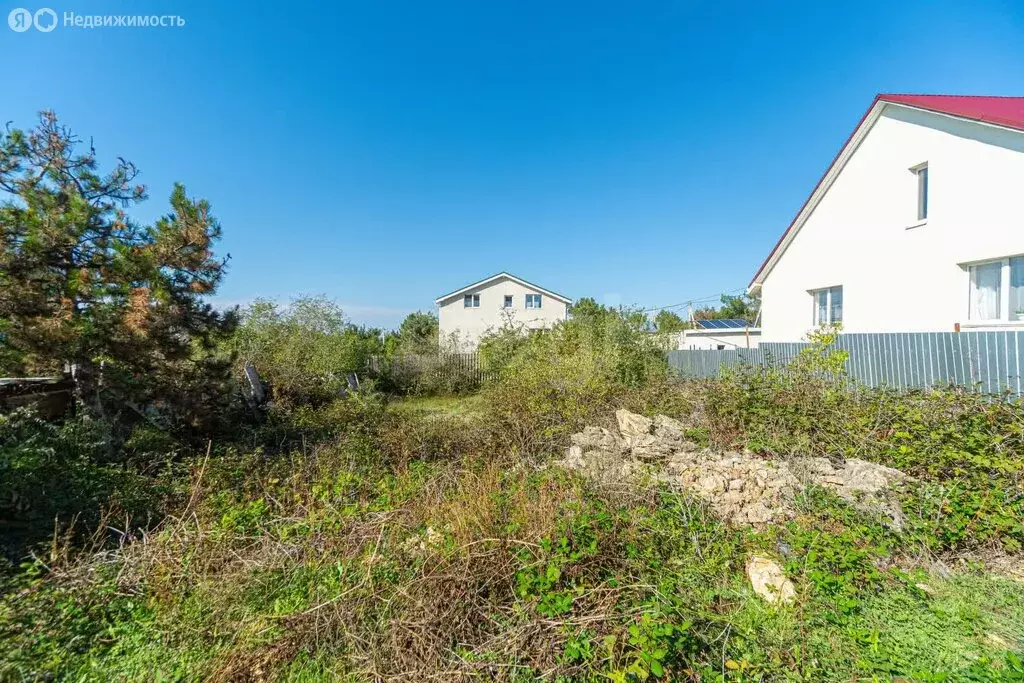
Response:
[0,111,235,431]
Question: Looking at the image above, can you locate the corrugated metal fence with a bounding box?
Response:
[668,331,1024,396]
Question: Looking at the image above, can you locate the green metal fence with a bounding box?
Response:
[667,331,1024,396]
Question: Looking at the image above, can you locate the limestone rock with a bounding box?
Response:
[615,409,653,438]
[571,426,623,453]
[564,444,586,468]
[626,433,675,462]
[746,556,796,604]
[696,473,727,494]
[797,457,912,530]
[560,411,911,534]
[745,501,773,525]
[653,414,687,441]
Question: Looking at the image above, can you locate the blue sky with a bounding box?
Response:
[4,0,1024,329]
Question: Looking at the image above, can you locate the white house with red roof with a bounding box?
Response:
[749,94,1024,343]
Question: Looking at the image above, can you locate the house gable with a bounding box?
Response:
[435,272,572,306]
[753,95,1024,341]
[750,95,1024,292]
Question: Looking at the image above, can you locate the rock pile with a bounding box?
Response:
[560,409,911,530]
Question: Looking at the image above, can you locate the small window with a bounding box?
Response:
[912,163,928,221]
[463,294,480,308]
[716,344,726,351]
[811,286,843,326]
[503,295,513,308]
[525,294,542,309]
[968,257,1024,322]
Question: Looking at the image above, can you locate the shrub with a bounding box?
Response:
[480,306,667,455]
[230,296,383,407]
[0,409,163,562]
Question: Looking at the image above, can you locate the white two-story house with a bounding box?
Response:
[435,272,572,349]
[750,94,1024,343]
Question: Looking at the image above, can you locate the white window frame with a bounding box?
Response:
[967,257,1024,323]
[910,162,928,223]
[810,285,843,326]
[503,295,513,309]
[463,293,480,308]
[525,293,542,309]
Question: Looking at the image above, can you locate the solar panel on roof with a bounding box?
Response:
[695,318,749,329]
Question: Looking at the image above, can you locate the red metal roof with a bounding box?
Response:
[750,94,1024,287]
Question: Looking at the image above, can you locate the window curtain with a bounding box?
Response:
[830,286,843,323]
[816,291,827,325]
[1011,257,1024,321]
[971,262,1001,320]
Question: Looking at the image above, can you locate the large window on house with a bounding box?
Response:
[525,294,542,309]
[463,294,480,308]
[811,286,843,326]
[969,257,1024,322]
[912,163,928,221]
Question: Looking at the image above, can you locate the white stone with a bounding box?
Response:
[615,409,653,438]
[746,556,796,604]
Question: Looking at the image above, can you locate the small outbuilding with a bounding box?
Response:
[679,319,760,350]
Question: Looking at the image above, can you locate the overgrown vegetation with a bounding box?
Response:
[4,300,1023,680]
[231,297,385,407]
[1,114,1022,681]
[703,331,1024,554]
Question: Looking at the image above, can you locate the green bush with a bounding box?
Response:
[480,305,667,454]
[0,410,163,562]
[230,296,384,406]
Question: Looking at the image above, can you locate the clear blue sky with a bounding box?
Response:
[4,0,1024,329]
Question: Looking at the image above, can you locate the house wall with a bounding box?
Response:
[437,276,570,349]
[760,106,1024,343]
[678,329,761,350]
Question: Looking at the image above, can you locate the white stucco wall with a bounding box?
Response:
[759,105,1024,343]
[437,276,570,349]
[679,329,761,350]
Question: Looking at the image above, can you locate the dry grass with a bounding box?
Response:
[73,440,639,681]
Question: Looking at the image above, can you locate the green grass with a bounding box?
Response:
[388,393,484,419]
[3,448,1023,682]
[3,386,1024,682]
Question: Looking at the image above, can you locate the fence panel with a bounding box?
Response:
[368,352,489,388]
[668,330,1024,396]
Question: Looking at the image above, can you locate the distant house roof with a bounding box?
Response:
[434,272,572,305]
[749,94,1024,291]
[694,318,753,330]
